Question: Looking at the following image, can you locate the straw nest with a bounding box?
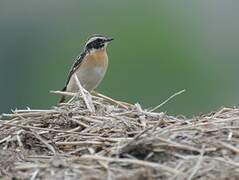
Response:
[0,90,239,180]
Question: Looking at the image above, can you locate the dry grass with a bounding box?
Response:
[0,90,239,180]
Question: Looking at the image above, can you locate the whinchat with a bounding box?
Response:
[59,34,113,103]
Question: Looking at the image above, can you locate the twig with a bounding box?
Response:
[154,137,201,153]
[187,145,205,180]
[80,155,183,175]
[227,131,233,141]
[213,157,239,167]
[13,109,57,113]
[218,141,239,154]
[30,169,40,180]
[73,115,103,124]
[92,91,130,109]
[55,141,108,146]
[15,164,48,170]
[150,89,186,112]
[50,90,77,97]
[135,103,165,119]
[29,131,56,155]
[69,118,90,128]
[1,123,96,136]
[0,135,11,144]
[74,74,95,113]
[170,117,239,132]
[2,110,58,118]
[16,130,24,147]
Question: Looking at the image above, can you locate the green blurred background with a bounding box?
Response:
[0,0,239,116]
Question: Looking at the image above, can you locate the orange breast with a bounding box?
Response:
[82,49,108,69]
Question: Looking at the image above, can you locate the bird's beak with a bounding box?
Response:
[105,38,114,43]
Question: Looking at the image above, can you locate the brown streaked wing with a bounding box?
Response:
[65,51,87,87]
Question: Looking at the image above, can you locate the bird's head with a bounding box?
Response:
[85,34,113,53]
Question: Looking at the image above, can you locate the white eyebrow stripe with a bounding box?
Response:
[85,36,106,46]
[86,37,99,44]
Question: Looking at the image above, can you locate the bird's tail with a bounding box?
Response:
[59,86,67,103]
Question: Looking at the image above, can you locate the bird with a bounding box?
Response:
[59,34,113,103]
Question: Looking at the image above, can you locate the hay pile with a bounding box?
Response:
[0,92,239,180]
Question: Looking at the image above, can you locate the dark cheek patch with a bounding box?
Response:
[87,39,104,50]
[87,41,104,50]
